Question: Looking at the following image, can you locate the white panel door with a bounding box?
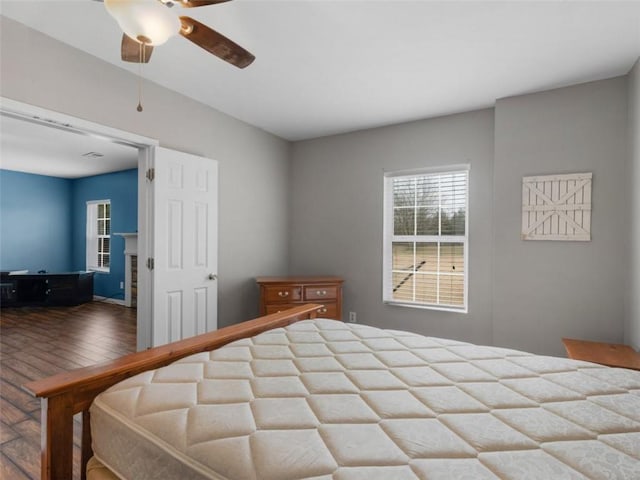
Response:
[152,147,218,346]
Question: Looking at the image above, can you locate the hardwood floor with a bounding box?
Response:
[0,302,136,480]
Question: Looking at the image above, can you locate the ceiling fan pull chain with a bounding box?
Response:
[137,41,144,112]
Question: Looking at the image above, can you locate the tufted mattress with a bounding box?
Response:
[90,319,640,480]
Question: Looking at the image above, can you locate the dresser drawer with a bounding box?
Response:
[313,302,338,318]
[263,286,302,303]
[303,285,339,301]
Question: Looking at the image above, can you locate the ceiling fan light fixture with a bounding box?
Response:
[104,0,181,46]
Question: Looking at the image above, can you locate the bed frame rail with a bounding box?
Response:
[23,304,323,480]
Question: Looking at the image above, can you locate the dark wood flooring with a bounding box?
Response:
[0,302,137,479]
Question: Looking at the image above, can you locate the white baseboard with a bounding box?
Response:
[93,295,126,306]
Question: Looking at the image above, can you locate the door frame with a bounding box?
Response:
[0,97,158,350]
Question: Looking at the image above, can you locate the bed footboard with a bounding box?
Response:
[23,304,323,480]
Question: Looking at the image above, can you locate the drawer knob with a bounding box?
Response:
[278,291,289,297]
[316,290,327,296]
[317,307,328,314]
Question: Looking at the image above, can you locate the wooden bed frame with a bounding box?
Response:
[23,303,323,480]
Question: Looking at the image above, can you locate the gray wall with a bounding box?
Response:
[627,59,640,350]
[290,109,495,345]
[291,78,629,356]
[0,17,290,327]
[2,17,635,353]
[493,78,628,356]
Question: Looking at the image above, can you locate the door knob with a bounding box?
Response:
[208,274,217,280]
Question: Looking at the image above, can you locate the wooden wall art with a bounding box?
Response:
[522,172,592,241]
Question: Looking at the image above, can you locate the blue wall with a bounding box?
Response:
[0,168,138,300]
[71,169,138,300]
[0,170,73,272]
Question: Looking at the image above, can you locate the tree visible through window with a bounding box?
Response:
[383,167,468,311]
[86,200,111,272]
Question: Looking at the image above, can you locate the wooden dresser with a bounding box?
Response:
[256,276,344,320]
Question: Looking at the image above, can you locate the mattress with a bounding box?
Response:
[90,319,640,480]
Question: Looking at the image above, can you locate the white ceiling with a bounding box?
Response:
[1,0,640,144]
[0,114,138,178]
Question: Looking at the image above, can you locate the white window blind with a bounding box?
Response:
[86,200,111,272]
[383,166,468,312]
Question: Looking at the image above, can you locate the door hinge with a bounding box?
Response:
[146,168,155,182]
[146,257,154,270]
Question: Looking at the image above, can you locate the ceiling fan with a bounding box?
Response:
[99,0,255,69]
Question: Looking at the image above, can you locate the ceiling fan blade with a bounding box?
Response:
[177,0,233,7]
[121,34,154,63]
[179,16,255,69]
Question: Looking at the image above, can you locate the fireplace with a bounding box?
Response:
[115,233,138,308]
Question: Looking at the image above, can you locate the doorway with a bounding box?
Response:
[1,97,220,350]
[0,97,157,350]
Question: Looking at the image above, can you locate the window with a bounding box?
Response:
[86,200,111,272]
[383,166,468,312]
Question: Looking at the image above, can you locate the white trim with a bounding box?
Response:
[383,163,471,178]
[114,233,138,308]
[0,97,157,148]
[86,200,111,272]
[384,300,467,314]
[137,145,154,350]
[88,267,110,274]
[93,295,126,307]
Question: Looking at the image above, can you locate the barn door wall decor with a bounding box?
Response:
[521,172,592,241]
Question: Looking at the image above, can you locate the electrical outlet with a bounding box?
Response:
[348,311,357,323]
[120,281,124,289]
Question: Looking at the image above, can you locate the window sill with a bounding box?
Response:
[383,300,467,314]
[88,268,110,274]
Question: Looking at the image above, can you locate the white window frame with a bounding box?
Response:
[86,199,111,273]
[383,165,469,313]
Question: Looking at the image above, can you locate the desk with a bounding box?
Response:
[0,272,94,307]
[562,338,640,371]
